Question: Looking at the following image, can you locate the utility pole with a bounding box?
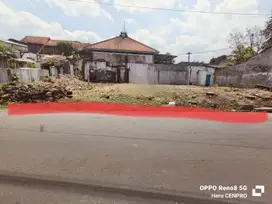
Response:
[250,33,254,50]
[186,52,192,85]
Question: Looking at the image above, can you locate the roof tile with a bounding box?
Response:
[22,36,50,45]
[21,36,85,49]
[85,36,159,53]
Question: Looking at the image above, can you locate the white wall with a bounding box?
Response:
[128,63,188,85]
[189,66,214,85]
[128,63,150,84]
[158,70,187,85]
[0,68,9,83]
[83,61,216,85]
[0,68,50,83]
[69,64,74,76]
[22,53,37,62]
[50,67,58,76]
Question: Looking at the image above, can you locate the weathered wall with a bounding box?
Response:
[215,47,272,87]
[190,66,214,85]
[0,68,8,83]
[128,63,188,85]
[50,67,58,76]
[22,53,38,62]
[92,51,154,64]
[0,68,50,83]
[84,61,188,84]
[128,64,152,84]
[84,61,117,82]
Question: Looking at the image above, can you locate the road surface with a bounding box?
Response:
[0,111,271,204]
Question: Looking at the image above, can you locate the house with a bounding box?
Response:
[18,36,90,76]
[80,30,177,82]
[0,39,43,83]
[0,38,28,58]
[177,61,217,86]
[21,36,88,55]
[0,38,29,68]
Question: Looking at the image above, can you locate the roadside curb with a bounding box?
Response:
[254,107,272,113]
[7,102,268,124]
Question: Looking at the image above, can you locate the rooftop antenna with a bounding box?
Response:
[123,21,126,33]
[120,21,128,38]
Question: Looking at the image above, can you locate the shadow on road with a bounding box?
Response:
[0,171,249,204]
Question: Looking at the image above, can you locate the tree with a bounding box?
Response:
[245,25,264,52]
[0,43,17,58]
[228,26,264,53]
[228,28,246,50]
[56,41,75,57]
[262,15,272,50]
[228,45,256,65]
[227,26,264,65]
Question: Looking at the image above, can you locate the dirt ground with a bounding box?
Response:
[60,77,272,111]
[1,76,272,111]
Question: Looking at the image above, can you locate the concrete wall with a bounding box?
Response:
[189,66,214,85]
[84,61,117,82]
[0,68,9,83]
[50,67,58,76]
[128,63,188,85]
[22,53,37,62]
[84,61,188,85]
[128,64,215,85]
[0,68,50,83]
[40,69,50,77]
[215,47,272,88]
[92,51,154,64]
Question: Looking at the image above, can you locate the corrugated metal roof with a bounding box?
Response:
[85,35,159,54]
[0,39,27,48]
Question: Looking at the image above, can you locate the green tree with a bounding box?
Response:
[228,45,256,65]
[56,41,75,57]
[0,43,17,58]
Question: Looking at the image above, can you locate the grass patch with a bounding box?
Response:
[0,104,7,111]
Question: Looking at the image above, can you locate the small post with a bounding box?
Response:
[186,52,192,85]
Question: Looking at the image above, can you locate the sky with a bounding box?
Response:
[0,0,271,62]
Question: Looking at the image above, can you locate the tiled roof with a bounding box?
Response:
[22,36,50,45]
[85,35,159,54]
[21,36,85,49]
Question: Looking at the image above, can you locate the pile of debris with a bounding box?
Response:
[41,75,93,91]
[0,81,73,104]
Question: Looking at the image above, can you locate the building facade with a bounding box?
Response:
[80,31,177,83]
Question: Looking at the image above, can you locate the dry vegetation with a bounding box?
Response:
[1,76,272,111]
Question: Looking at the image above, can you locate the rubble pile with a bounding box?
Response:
[41,75,93,91]
[0,81,73,104]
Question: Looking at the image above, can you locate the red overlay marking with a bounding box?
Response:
[8,102,268,124]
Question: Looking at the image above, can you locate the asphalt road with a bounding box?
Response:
[0,111,271,204]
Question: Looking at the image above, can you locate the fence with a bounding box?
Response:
[215,47,272,88]
[0,68,50,83]
[84,62,189,85]
[128,63,188,85]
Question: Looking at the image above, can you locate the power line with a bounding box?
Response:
[177,48,230,56]
[68,0,270,16]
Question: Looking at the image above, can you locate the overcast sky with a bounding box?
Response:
[0,0,271,62]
